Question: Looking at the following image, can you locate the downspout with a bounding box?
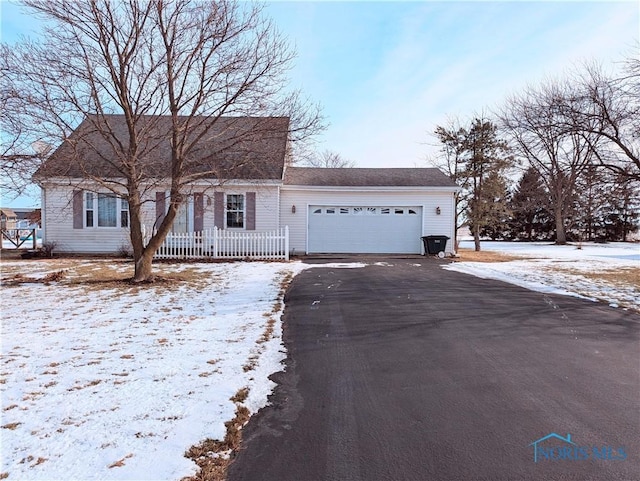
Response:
[40,183,46,244]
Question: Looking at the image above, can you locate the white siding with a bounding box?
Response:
[280,188,457,255]
[212,185,279,231]
[42,183,281,254]
[42,185,143,254]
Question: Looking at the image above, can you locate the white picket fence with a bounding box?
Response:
[146,226,289,261]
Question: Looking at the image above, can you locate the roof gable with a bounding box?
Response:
[35,115,289,181]
[1,208,17,218]
[283,167,457,187]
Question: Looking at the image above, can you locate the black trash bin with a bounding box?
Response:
[422,235,450,256]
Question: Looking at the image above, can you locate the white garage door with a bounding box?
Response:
[308,206,423,254]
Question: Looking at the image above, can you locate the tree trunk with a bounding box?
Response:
[555,207,567,244]
[473,224,481,251]
[127,186,145,262]
[133,250,155,282]
[130,190,181,282]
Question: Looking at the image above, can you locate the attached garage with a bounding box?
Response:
[281,167,459,256]
[308,205,423,253]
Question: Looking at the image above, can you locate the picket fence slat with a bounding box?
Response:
[143,226,289,261]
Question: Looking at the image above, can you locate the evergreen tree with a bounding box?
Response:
[603,171,640,241]
[433,117,513,249]
[463,118,513,250]
[478,171,512,240]
[508,167,554,241]
[570,164,610,241]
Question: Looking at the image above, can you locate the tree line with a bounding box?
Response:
[432,56,639,250]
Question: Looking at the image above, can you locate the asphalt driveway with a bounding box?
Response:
[227,259,640,481]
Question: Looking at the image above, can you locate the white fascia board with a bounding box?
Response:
[40,177,283,188]
[38,177,129,185]
[281,185,460,193]
[190,179,283,187]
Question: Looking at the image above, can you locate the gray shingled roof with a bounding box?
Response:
[34,115,289,181]
[283,167,457,187]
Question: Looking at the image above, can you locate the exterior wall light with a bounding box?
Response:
[291,205,296,214]
[436,206,441,215]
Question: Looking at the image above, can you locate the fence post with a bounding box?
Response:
[284,225,289,261]
[213,226,219,259]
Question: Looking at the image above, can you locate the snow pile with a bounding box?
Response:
[1,260,327,480]
[445,241,639,310]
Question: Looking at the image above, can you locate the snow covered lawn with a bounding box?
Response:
[0,259,315,480]
[446,241,639,311]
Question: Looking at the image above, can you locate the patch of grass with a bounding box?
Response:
[585,268,638,289]
[68,380,102,391]
[256,317,276,345]
[183,390,251,481]
[545,266,640,290]
[1,259,214,293]
[242,355,258,372]
[2,422,21,430]
[3,270,66,285]
[455,248,526,263]
[108,453,133,469]
[230,387,249,404]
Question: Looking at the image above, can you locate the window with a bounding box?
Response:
[394,208,405,215]
[97,194,117,227]
[312,208,322,214]
[226,194,244,228]
[339,207,349,214]
[353,207,364,215]
[121,199,129,228]
[381,208,390,215]
[326,208,335,214]
[85,192,94,227]
[408,209,417,215]
[173,200,190,233]
[85,192,128,228]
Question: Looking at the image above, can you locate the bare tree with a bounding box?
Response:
[0,56,53,197]
[302,149,355,168]
[564,60,640,180]
[2,0,323,281]
[500,79,597,244]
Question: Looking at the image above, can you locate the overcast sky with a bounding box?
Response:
[1,1,638,206]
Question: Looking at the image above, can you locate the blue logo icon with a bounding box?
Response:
[529,432,626,463]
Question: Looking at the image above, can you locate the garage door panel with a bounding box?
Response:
[308,206,422,254]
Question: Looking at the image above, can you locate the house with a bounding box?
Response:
[11,208,41,229]
[34,115,458,257]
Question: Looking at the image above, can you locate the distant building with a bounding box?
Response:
[1,208,18,230]
[12,208,42,228]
